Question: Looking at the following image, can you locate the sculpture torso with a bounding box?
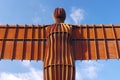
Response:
[44,23,75,67]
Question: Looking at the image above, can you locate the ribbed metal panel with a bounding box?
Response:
[1,24,120,80]
[72,24,120,60]
[0,24,47,60]
[44,23,75,80]
[0,24,120,61]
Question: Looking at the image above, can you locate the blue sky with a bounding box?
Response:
[0,0,120,80]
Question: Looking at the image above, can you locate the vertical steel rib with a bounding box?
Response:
[112,24,120,58]
[12,25,19,60]
[38,25,41,60]
[22,25,27,60]
[80,25,84,60]
[102,24,109,59]
[0,24,9,59]
[79,25,82,60]
[74,25,77,60]
[86,24,90,60]
[61,24,65,80]
[31,25,35,60]
[43,25,46,60]
[93,24,99,60]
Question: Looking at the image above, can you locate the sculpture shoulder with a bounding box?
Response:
[45,23,73,38]
[46,23,72,32]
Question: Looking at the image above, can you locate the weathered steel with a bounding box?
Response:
[0,24,120,80]
[1,8,120,80]
[0,24,120,61]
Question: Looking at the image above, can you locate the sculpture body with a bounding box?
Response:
[0,7,120,80]
[44,23,75,80]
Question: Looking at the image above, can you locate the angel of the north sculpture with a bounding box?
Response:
[0,7,120,80]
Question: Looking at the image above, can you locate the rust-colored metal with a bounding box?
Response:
[1,7,120,80]
[44,23,75,80]
[1,24,120,80]
[1,24,120,61]
[53,7,66,23]
[0,24,47,60]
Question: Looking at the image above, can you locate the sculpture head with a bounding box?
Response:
[53,7,66,23]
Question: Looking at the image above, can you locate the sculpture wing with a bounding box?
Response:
[0,24,47,61]
[72,24,120,60]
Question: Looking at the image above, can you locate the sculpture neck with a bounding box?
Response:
[54,18,65,23]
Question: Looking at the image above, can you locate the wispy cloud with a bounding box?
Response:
[76,61,103,80]
[70,7,85,24]
[0,61,43,80]
[76,69,83,80]
[0,73,21,80]
[39,4,47,13]
[21,61,43,80]
[0,61,102,80]
[83,65,98,79]
[21,60,31,67]
[0,71,43,80]
[32,16,42,24]
[32,4,49,24]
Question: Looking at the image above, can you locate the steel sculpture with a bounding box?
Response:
[0,8,120,80]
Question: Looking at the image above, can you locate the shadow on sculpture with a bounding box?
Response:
[43,7,87,80]
[1,6,120,80]
[0,7,87,80]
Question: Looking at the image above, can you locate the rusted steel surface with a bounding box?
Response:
[0,24,120,61]
[44,23,75,80]
[0,24,47,60]
[72,24,120,60]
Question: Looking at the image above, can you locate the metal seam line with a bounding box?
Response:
[0,38,120,41]
[86,24,90,60]
[93,24,99,60]
[12,24,19,60]
[0,24,9,59]
[102,24,109,59]
[112,24,120,58]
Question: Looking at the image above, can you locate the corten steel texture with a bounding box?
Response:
[1,24,120,80]
[0,24,46,60]
[53,7,66,23]
[0,24,120,61]
[44,23,75,80]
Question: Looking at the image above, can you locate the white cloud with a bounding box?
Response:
[39,4,47,12]
[0,60,102,80]
[0,61,43,80]
[21,61,43,80]
[29,67,43,80]
[76,70,83,80]
[84,66,97,79]
[76,61,103,80]
[21,60,31,67]
[70,7,85,24]
[0,71,43,80]
[32,16,42,24]
[0,73,22,80]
